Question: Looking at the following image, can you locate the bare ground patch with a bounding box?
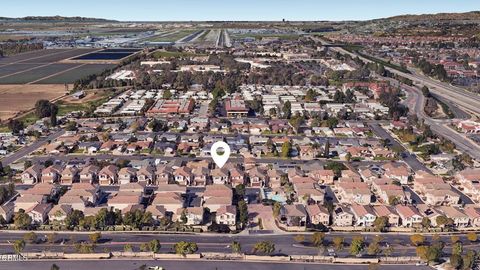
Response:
[0,84,68,121]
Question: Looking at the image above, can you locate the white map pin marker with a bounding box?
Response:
[211,141,231,168]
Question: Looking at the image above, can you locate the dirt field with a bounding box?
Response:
[0,84,68,121]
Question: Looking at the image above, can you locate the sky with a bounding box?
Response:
[2,0,480,21]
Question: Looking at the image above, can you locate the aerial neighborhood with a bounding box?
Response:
[0,8,480,270]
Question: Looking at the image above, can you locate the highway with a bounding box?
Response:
[314,36,480,116]
[0,259,433,270]
[314,36,480,160]
[401,82,480,161]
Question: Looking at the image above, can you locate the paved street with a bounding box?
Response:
[368,123,429,173]
[0,230,475,258]
[0,259,433,270]
[0,130,65,166]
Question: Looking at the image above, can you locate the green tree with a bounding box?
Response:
[421,217,431,229]
[332,236,344,251]
[139,242,149,252]
[421,86,430,97]
[367,240,381,256]
[162,89,172,99]
[345,152,352,162]
[46,233,57,244]
[373,216,388,232]
[65,209,84,229]
[88,232,101,244]
[280,141,292,158]
[450,254,463,270]
[174,241,198,256]
[311,232,325,248]
[13,239,25,254]
[326,117,338,129]
[252,241,275,255]
[23,232,37,244]
[410,234,425,246]
[180,209,188,224]
[282,101,292,119]
[294,234,305,244]
[452,242,463,256]
[7,119,24,134]
[238,200,248,227]
[13,210,32,230]
[416,245,443,264]
[273,202,282,218]
[124,243,133,252]
[323,140,330,158]
[436,215,454,228]
[231,241,242,253]
[349,236,365,255]
[462,250,476,270]
[451,235,461,244]
[149,239,161,253]
[305,89,317,102]
[466,232,477,243]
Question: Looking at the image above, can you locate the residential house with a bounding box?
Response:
[152,192,184,212]
[464,206,480,227]
[382,163,410,184]
[279,204,307,227]
[230,166,246,187]
[41,165,63,183]
[333,206,354,227]
[203,184,233,212]
[373,205,400,227]
[308,169,335,185]
[438,206,469,228]
[79,165,100,184]
[396,205,423,227]
[108,192,142,212]
[21,165,43,184]
[118,167,137,185]
[192,167,209,186]
[137,165,156,185]
[211,168,230,185]
[181,207,204,225]
[0,203,14,223]
[26,203,52,224]
[61,166,79,184]
[48,204,73,224]
[305,204,330,226]
[146,205,168,224]
[351,204,377,227]
[248,167,268,187]
[336,182,371,205]
[155,165,173,184]
[98,165,119,185]
[215,205,237,226]
[174,167,193,186]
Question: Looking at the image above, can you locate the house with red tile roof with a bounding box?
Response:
[395,205,423,228]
